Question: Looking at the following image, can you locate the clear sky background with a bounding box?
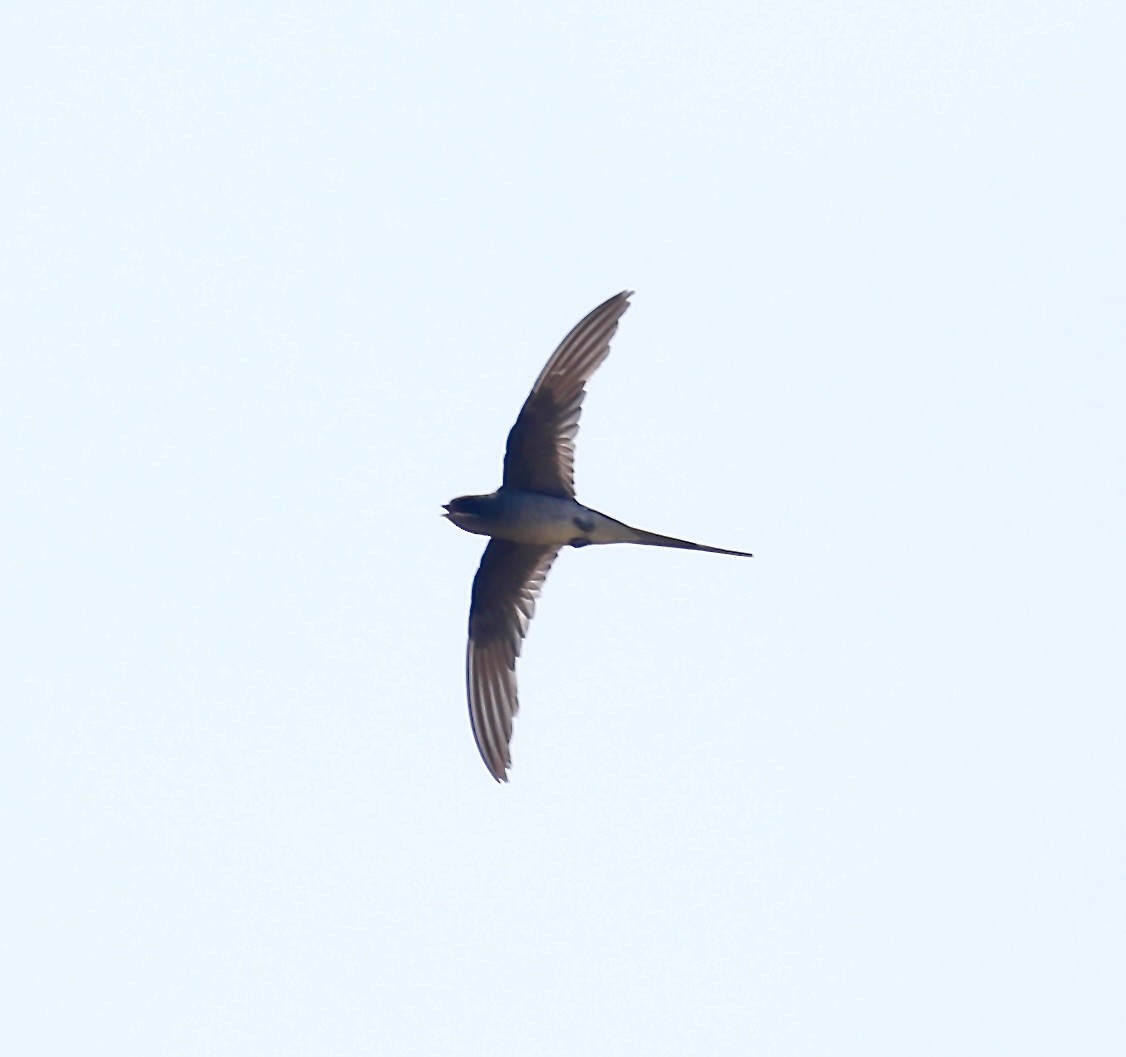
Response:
[4,3,1124,1054]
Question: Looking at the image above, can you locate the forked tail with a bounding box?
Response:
[627,525,753,558]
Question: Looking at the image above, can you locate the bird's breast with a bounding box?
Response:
[490,492,595,545]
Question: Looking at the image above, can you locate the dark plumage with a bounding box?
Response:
[445,292,752,781]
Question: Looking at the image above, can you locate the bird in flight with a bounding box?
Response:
[444,291,752,781]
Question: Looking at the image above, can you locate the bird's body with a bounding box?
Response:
[446,488,752,554]
[446,291,752,781]
[445,489,605,546]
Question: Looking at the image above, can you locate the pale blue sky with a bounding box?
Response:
[4,3,1124,1054]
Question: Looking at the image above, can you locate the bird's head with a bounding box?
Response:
[443,492,499,536]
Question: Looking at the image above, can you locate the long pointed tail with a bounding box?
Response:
[626,525,753,558]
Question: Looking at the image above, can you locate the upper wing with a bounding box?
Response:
[502,291,633,498]
[466,539,560,782]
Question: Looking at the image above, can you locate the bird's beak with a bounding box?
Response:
[441,504,452,519]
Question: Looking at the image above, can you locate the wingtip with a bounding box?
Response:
[485,758,510,783]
